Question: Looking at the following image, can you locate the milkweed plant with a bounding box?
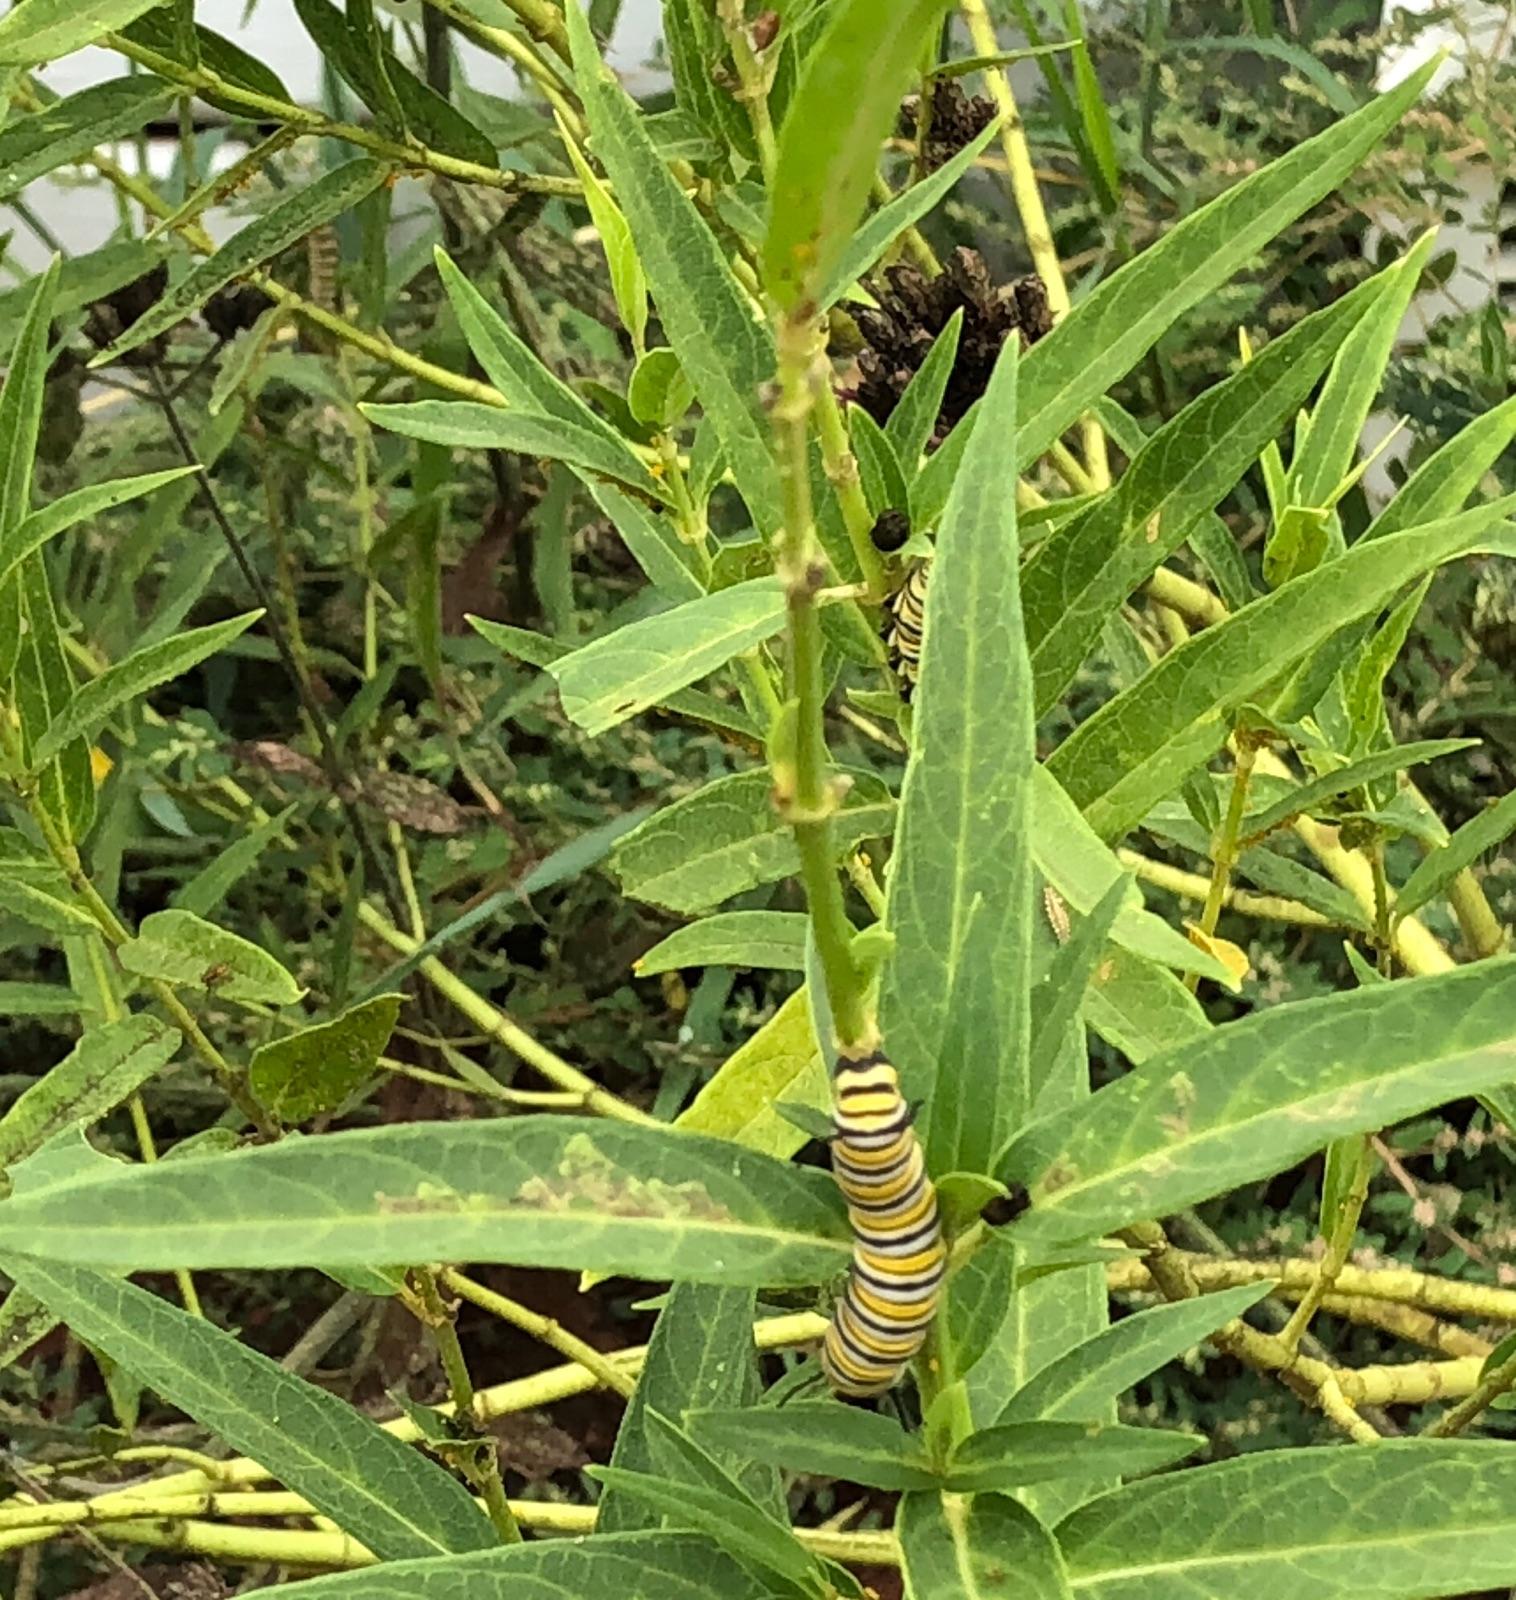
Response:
[2,0,1516,1595]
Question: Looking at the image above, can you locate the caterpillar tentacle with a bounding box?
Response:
[821,1047,946,1398]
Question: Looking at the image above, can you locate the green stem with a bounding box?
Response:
[1425,1347,1516,1437]
[1448,866,1506,959]
[356,903,658,1123]
[410,1269,521,1545]
[813,384,886,600]
[773,318,867,1046]
[1279,1133,1373,1355]
[28,799,274,1136]
[1187,734,1258,990]
[717,0,778,182]
[1370,836,1394,976]
[106,33,580,198]
[442,1269,636,1398]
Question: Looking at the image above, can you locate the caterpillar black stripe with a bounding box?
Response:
[883,561,930,702]
[821,1047,947,1397]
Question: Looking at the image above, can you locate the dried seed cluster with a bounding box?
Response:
[899,79,998,173]
[852,248,1052,445]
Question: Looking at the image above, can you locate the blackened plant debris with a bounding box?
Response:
[202,282,276,341]
[899,79,997,174]
[851,249,1053,445]
[83,262,169,368]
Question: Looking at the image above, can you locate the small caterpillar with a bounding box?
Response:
[821,1047,947,1398]
[869,510,927,704]
[882,562,930,703]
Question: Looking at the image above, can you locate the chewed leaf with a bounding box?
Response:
[0,1117,851,1284]
[250,995,403,1123]
[117,909,305,1006]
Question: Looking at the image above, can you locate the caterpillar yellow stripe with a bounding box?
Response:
[821,1047,946,1398]
[883,561,930,702]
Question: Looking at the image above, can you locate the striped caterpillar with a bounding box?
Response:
[882,561,930,703]
[821,1047,947,1398]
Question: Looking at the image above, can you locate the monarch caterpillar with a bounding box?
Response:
[882,561,930,703]
[821,1046,947,1398]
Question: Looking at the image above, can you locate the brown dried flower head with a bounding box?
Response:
[851,248,1052,445]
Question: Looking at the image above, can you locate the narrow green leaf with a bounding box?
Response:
[117,908,305,1006]
[1341,577,1430,752]
[687,1403,939,1491]
[887,310,964,469]
[1002,958,1516,1247]
[1059,1441,1516,1598]
[880,344,1034,1171]
[945,1421,1202,1493]
[587,1466,817,1592]
[0,0,167,62]
[629,348,694,429]
[566,0,780,534]
[0,259,59,683]
[635,912,810,975]
[32,612,260,765]
[586,481,705,602]
[1365,391,1516,542]
[998,1283,1274,1423]
[1023,270,1385,713]
[0,1259,494,1559]
[344,0,407,133]
[1032,767,1226,981]
[0,878,98,935]
[90,160,390,365]
[638,1411,801,1573]
[1048,500,1516,840]
[467,617,758,742]
[363,399,664,500]
[1082,945,1210,1066]
[1290,231,1438,515]
[1015,59,1438,470]
[614,767,893,915]
[122,12,294,107]
[676,986,828,1159]
[601,1285,773,1534]
[1062,1,1120,208]
[0,79,176,198]
[1396,788,1516,922]
[0,469,198,594]
[432,249,649,470]
[547,579,786,736]
[293,0,496,165]
[821,120,1002,311]
[1177,34,1357,113]
[849,405,911,518]
[764,0,952,310]
[0,1118,851,1283]
[0,981,79,1015]
[171,802,298,918]
[560,126,648,350]
[1028,877,1127,1067]
[249,1532,777,1600]
[900,1491,1073,1600]
[1239,738,1477,842]
[249,995,402,1123]
[352,811,651,1006]
[0,1016,179,1172]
